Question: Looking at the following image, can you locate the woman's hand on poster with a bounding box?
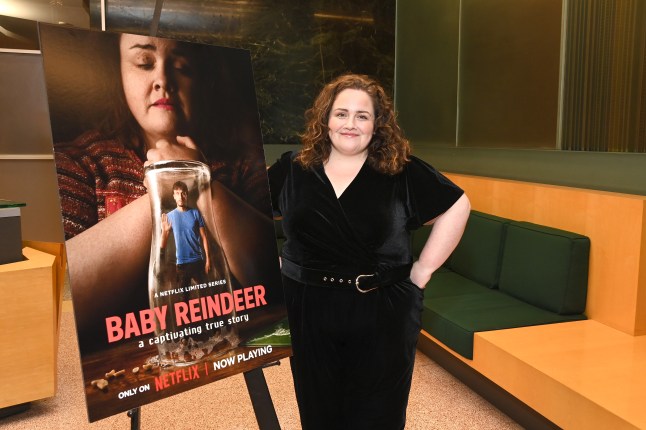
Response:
[145,135,205,167]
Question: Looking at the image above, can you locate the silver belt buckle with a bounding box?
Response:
[355,274,377,293]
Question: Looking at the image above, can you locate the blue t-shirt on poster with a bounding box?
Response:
[166,207,206,264]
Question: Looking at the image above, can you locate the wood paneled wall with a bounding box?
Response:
[446,173,646,336]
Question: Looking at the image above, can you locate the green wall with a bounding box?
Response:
[263,143,646,197]
[411,145,646,196]
[393,0,646,196]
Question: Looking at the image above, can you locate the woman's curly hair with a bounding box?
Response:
[296,74,410,175]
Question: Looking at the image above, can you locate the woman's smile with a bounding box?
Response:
[327,88,375,157]
[340,131,359,138]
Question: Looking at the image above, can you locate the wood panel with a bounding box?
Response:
[638,213,646,334]
[473,321,646,429]
[0,247,57,408]
[22,241,66,369]
[445,173,646,335]
[419,324,646,430]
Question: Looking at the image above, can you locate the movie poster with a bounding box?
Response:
[39,25,291,422]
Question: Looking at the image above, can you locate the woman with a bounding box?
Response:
[54,33,268,238]
[268,74,470,429]
[51,32,275,342]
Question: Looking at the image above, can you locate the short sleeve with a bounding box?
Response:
[267,151,294,216]
[195,208,206,227]
[406,156,464,228]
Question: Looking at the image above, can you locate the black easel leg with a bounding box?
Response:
[127,407,141,430]
[149,0,164,37]
[244,365,281,430]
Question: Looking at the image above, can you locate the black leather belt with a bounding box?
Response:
[281,258,412,293]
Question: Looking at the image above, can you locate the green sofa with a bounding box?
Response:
[412,211,590,359]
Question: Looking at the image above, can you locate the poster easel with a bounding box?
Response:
[243,364,282,429]
[96,3,284,428]
[126,363,282,430]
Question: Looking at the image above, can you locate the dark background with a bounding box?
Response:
[89,0,396,145]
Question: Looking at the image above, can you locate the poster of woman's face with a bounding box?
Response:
[39,24,290,423]
[95,0,396,146]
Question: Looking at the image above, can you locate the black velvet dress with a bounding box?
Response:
[268,151,463,430]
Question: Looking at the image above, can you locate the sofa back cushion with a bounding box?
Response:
[498,221,590,315]
[411,224,433,258]
[446,211,509,288]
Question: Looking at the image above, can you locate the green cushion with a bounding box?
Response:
[498,222,590,315]
[422,290,586,359]
[276,238,286,254]
[425,270,494,299]
[411,224,433,258]
[446,211,510,288]
[274,219,285,239]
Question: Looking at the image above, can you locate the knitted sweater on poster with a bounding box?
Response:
[54,130,269,239]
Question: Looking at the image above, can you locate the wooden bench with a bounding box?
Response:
[413,211,590,360]
[417,173,646,430]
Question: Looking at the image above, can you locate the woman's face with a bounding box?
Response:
[119,34,195,148]
[327,88,375,158]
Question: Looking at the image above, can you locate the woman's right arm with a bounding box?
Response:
[67,194,152,334]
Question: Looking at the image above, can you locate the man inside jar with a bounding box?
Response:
[160,180,211,289]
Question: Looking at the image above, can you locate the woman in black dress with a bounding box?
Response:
[268,74,470,429]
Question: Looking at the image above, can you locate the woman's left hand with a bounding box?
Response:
[145,135,205,166]
[412,194,471,290]
[410,260,433,289]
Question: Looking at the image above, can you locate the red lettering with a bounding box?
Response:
[154,306,167,330]
[105,316,123,343]
[188,298,202,322]
[154,374,169,391]
[106,307,167,342]
[254,285,267,306]
[139,309,155,335]
[206,294,221,317]
[124,313,141,339]
[220,292,234,315]
[243,287,255,309]
[233,288,245,311]
[174,302,190,326]
[199,297,210,319]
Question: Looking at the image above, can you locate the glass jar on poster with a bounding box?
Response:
[145,160,238,367]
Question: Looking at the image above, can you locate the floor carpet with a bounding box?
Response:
[1,307,521,429]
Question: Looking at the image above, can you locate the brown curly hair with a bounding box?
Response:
[296,74,410,175]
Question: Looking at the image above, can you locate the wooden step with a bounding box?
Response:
[431,320,646,429]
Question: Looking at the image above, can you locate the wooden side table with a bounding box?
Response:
[0,244,66,412]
